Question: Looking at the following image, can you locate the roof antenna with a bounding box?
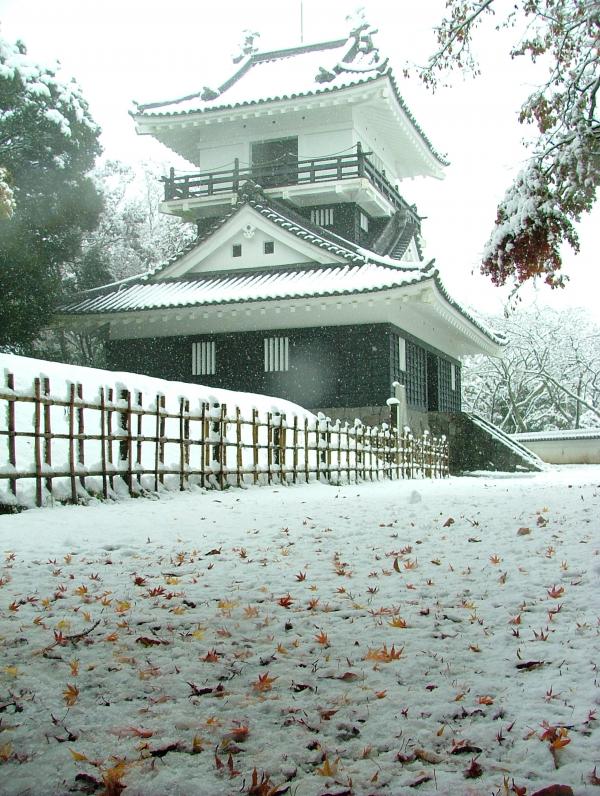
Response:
[300,0,304,43]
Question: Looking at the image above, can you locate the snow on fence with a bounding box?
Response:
[0,369,449,509]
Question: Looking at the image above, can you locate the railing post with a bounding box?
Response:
[357,142,365,178]
[233,158,240,193]
[166,166,175,200]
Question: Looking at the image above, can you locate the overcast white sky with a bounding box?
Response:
[1,0,598,321]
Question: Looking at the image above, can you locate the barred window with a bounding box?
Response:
[192,341,216,376]
[232,244,242,257]
[451,363,457,391]
[264,336,289,372]
[264,241,274,254]
[310,208,334,227]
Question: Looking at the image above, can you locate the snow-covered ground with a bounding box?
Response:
[0,467,598,795]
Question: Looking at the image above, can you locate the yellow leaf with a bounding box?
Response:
[316,757,338,776]
[56,619,71,631]
[115,601,130,614]
[3,666,18,677]
[165,576,179,585]
[63,683,79,706]
[192,734,204,753]
[191,628,205,640]
[0,742,12,761]
[69,748,88,762]
[83,611,92,623]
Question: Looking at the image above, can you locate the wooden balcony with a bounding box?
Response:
[161,144,419,223]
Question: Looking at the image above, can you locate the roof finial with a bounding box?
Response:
[232,30,261,64]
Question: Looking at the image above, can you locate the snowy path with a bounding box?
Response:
[0,468,599,795]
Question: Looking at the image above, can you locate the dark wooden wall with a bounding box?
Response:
[106,322,461,412]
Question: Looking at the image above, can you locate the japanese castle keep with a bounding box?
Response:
[61,23,537,470]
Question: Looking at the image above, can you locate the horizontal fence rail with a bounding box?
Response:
[0,371,449,508]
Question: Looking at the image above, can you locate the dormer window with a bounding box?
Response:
[232,244,242,257]
[264,241,274,254]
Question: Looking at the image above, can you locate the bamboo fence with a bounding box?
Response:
[0,371,449,508]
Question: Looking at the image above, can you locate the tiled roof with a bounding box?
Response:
[134,32,447,167]
[60,262,430,315]
[59,187,502,346]
[513,429,600,442]
[145,183,422,280]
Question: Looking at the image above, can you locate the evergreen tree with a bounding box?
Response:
[0,34,102,349]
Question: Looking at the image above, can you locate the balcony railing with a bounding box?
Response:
[161,143,419,223]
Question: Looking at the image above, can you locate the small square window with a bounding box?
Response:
[359,211,369,232]
[264,241,274,254]
[232,244,242,257]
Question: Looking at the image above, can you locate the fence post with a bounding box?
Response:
[119,389,133,496]
[280,413,287,485]
[236,406,243,488]
[303,417,309,484]
[252,408,259,485]
[266,411,272,486]
[33,377,43,507]
[154,393,161,492]
[179,396,187,492]
[68,384,77,503]
[107,388,114,492]
[218,403,227,490]
[6,374,17,498]
[100,387,108,499]
[200,402,208,488]
[136,391,143,482]
[292,415,298,485]
[76,383,85,492]
[42,377,52,498]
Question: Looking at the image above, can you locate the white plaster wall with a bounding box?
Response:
[299,128,354,160]
[188,227,313,273]
[520,438,600,464]
[352,110,399,182]
[198,144,245,173]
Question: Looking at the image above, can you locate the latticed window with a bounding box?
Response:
[310,208,334,227]
[438,359,461,411]
[405,341,427,409]
[264,336,289,372]
[192,341,216,376]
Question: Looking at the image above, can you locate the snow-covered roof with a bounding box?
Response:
[59,187,502,348]
[513,429,600,442]
[133,28,446,168]
[61,261,430,315]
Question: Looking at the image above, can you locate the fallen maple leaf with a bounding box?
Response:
[478,695,494,705]
[69,748,89,762]
[464,758,483,778]
[316,757,338,776]
[315,631,329,646]
[365,643,403,662]
[389,617,408,628]
[277,594,294,608]
[63,683,79,707]
[547,585,565,599]
[253,673,277,692]
[443,517,455,527]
